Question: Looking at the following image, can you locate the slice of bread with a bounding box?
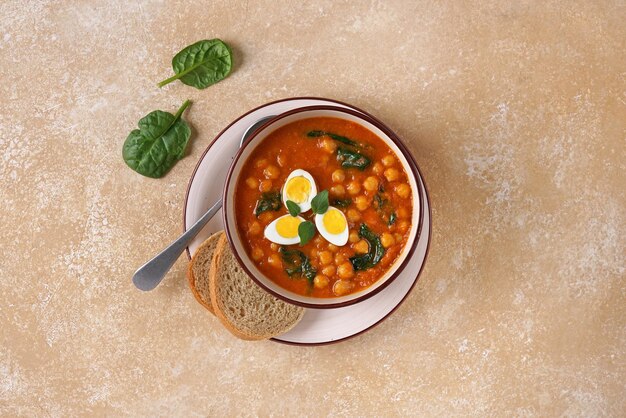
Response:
[209,234,305,340]
[187,231,225,314]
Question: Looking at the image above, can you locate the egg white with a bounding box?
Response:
[314,206,349,246]
[264,215,305,245]
[281,169,317,213]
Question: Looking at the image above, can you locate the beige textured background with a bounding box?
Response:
[1,0,625,416]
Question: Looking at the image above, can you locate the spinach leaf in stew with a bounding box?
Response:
[306,130,360,147]
[336,147,371,170]
[331,198,352,208]
[349,224,386,271]
[254,191,282,216]
[279,247,317,285]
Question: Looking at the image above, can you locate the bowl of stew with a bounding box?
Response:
[223,105,423,308]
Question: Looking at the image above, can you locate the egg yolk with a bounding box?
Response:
[322,209,347,235]
[284,176,311,203]
[275,216,301,238]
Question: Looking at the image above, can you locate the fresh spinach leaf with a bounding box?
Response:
[279,247,316,285]
[254,191,282,216]
[336,147,371,170]
[311,190,329,215]
[307,130,360,147]
[298,221,315,246]
[349,224,386,271]
[286,200,301,217]
[331,198,352,208]
[158,39,233,89]
[122,100,192,178]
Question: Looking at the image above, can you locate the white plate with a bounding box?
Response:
[184,97,431,345]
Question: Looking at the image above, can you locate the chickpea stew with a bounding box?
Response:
[234,117,413,298]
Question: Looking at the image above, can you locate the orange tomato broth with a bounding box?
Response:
[234,117,413,298]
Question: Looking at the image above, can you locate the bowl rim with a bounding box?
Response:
[221,104,425,309]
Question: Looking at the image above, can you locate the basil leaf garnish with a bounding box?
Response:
[298,221,315,246]
[311,190,329,215]
[286,200,301,217]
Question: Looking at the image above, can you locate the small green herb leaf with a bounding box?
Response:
[158,39,233,89]
[307,130,360,147]
[254,191,282,216]
[311,190,329,215]
[349,224,386,271]
[286,200,301,217]
[336,147,371,170]
[298,221,315,246]
[122,100,192,178]
[331,198,352,208]
[388,212,397,226]
[279,247,317,285]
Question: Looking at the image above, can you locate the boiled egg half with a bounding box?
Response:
[281,169,317,213]
[264,214,305,245]
[314,206,349,246]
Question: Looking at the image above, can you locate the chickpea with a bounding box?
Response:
[396,220,410,233]
[270,243,279,251]
[347,181,361,195]
[363,176,379,192]
[332,169,346,183]
[394,233,404,242]
[264,165,280,179]
[384,168,400,182]
[276,153,287,167]
[258,212,274,224]
[313,236,324,247]
[346,208,361,222]
[333,279,354,296]
[321,265,336,277]
[355,195,370,211]
[319,251,333,265]
[395,183,411,199]
[330,185,346,197]
[381,232,395,248]
[321,138,337,153]
[268,254,282,269]
[327,244,339,252]
[259,179,272,192]
[353,239,369,254]
[348,230,360,243]
[246,177,259,189]
[372,162,384,175]
[382,155,395,167]
[255,158,268,169]
[337,262,355,280]
[248,221,262,236]
[314,275,330,289]
[309,248,318,258]
[251,247,264,261]
[397,207,409,218]
[335,253,347,265]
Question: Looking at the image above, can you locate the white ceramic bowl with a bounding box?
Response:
[222,105,424,308]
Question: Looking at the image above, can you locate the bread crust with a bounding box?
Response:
[187,231,225,315]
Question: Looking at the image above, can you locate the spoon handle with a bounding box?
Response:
[132,199,223,291]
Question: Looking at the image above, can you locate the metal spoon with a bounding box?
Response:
[132,115,275,291]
